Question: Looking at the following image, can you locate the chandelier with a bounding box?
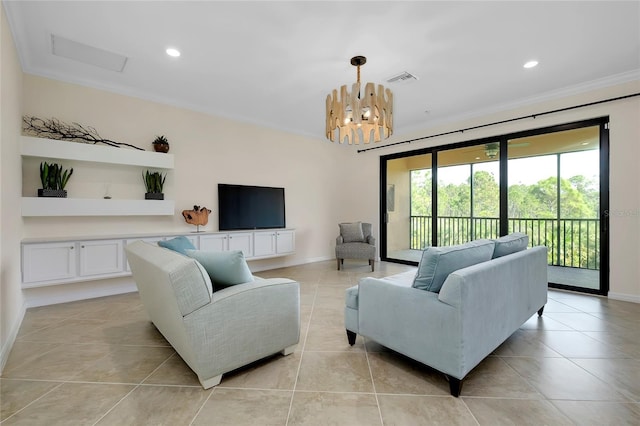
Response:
[325,56,393,144]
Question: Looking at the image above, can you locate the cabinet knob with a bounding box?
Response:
[81,245,85,248]
[70,246,74,250]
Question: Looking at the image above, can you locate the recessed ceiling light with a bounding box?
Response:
[523,60,538,69]
[166,48,180,57]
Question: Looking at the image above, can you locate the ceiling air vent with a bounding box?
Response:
[51,34,128,72]
[386,71,418,84]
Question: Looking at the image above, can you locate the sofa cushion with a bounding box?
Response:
[185,250,254,287]
[340,222,364,243]
[158,236,196,255]
[413,239,495,293]
[493,232,529,259]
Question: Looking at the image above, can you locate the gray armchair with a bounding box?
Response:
[335,222,376,271]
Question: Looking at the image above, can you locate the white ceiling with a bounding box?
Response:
[4,1,640,142]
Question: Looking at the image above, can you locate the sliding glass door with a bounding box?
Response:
[437,144,500,246]
[507,125,602,292]
[384,152,431,263]
[381,118,609,295]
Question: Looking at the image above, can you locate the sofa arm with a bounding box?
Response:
[437,246,548,377]
[183,278,300,378]
[357,277,461,375]
[336,235,344,245]
[367,236,376,246]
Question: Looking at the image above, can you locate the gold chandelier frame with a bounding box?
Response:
[326,56,393,145]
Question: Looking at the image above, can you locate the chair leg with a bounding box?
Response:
[200,374,223,389]
[281,344,296,356]
[346,330,357,346]
[447,375,463,397]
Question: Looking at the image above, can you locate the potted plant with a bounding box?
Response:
[38,162,73,197]
[143,170,166,200]
[152,135,170,153]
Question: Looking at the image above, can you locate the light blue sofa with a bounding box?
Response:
[126,241,300,389]
[344,243,548,396]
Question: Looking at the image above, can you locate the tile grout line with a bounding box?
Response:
[91,384,141,426]
[363,338,384,426]
[188,382,216,426]
[284,278,318,426]
[90,349,176,425]
[0,381,64,423]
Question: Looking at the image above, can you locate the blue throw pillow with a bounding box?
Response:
[158,236,196,255]
[185,250,254,287]
[412,239,495,293]
[492,232,529,258]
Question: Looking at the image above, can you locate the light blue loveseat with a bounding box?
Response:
[344,238,547,396]
[126,241,300,389]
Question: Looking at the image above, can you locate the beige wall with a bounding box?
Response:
[22,75,347,240]
[0,2,25,371]
[357,81,640,301]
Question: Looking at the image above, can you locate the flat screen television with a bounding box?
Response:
[218,184,286,231]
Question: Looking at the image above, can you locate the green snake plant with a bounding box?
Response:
[39,162,73,190]
[143,170,166,193]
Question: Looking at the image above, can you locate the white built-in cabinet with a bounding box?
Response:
[22,229,295,288]
[20,136,175,216]
[22,242,77,284]
[199,234,229,252]
[228,232,253,257]
[254,230,295,258]
[79,239,124,277]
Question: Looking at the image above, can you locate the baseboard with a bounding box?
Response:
[0,300,27,374]
[608,292,640,303]
[25,278,138,308]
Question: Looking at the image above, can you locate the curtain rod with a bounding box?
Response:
[357,92,640,153]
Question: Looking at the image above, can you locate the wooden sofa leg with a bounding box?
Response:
[336,258,341,270]
[447,375,463,397]
[538,305,545,316]
[346,330,357,346]
[369,259,374,272]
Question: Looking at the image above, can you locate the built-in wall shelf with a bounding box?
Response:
[21,198,175,217]
[21,136,174,169]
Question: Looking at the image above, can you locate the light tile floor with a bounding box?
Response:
[1,260,639,425]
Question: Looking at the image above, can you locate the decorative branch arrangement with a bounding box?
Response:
[23,116,144,151]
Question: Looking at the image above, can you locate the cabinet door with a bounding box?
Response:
[199,234,228,251]
[276,230,295,254]
[254,232,277,257]
[22,242,77,284]
[183,235,198,249]
[79,239,124,277]
[228,232,253,258]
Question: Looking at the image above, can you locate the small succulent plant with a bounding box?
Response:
[152,135,169,145]
[39,162,73,190]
